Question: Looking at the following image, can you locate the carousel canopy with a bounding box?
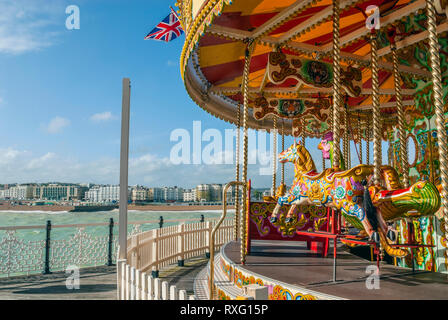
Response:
[176,0,448,139]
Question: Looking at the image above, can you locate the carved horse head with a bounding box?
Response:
[279,141,316,173]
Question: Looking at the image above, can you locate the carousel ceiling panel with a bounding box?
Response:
[221,0,298,15]
[212,11,278,31]
[353,43,371,56]
[200,52,270,85]
[178,0,447,138]
[199,34,236,47]
[212,0,300,32]
[267,4,332,36]
[342,38,369,53]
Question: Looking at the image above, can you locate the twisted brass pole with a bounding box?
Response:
[301,117,306,147]
[281,121,285,184]
[272,116,278,196]
[358,114,363,164]
[427,0,448,223]
[344,108,350,169]
[371,32,382,186]
[346,129,352,169]
[392,45,409,188]
[366,115,371,165]
[332,0,342,170]
[322,150,326,170]
[240,41,254,265]
[233,104,241,241]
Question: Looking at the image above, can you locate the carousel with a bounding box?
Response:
[175,0,448,299]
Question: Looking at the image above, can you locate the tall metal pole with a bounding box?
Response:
[427,0,448,227]
[281,121,285,184]
[272,116,277,196]
[234,105,241,241]
[119,78,131,260]
[392,44,409,187]
[301,118,306,147]
[358,113,363,164]
[241,41,254,265]
[366,115,371,165]
[371,32,382,186]
[332,0,342,170]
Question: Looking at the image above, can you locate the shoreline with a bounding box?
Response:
[0,204,233,212]
[128,204,233,211]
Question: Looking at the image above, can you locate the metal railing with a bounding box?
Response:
[209,181,247,299]
[0,215,214,278]
[118,217,234,300]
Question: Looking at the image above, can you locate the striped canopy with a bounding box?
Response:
[177,0,448,138]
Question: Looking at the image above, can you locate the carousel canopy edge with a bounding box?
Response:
[175,0,448,138]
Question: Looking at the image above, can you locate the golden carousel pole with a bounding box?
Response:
[388,136,393,166]
[240,40,254,265]
[427,0,448,226]
[371,31,382,186]
[330,0,342,282]
[281,120,285,185]
[343,108,348,168]
[358,113,363,165]
[366,115,371,165]
[301,118,306,147]
[234,104,241,241]
[392,42,409,188]
[344,107,351,169]
[332,0,342,170]
[272,116,278,196]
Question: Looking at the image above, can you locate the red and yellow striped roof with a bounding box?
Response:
[177,0,440,136]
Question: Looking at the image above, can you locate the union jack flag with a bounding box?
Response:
[144,11,184,42]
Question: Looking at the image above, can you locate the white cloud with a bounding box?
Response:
[0,146,290,188]
[166,60,178,67]
[44,116,70,134]
[0,0,64,54]
[26,152,56,170]
[90,111,115,122]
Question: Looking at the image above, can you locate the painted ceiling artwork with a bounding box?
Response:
[176,0,447,138]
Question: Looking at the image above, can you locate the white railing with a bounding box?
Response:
[117,219,234,300]
[0,216,214,278]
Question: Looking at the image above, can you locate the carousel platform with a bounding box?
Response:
[207,240,448,300]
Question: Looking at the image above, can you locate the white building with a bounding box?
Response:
[163,186,184,202]
[85,185,129,203]
[148,188,164,202]
[183,189,197,202]
[131,187,148,203]
[0,185,33,200]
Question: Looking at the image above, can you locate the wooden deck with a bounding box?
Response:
[224,240,448,300]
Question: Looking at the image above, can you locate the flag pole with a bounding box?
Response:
[170,6,184,30]
[118,78,131,260]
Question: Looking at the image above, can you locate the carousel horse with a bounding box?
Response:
[268,132,441,258]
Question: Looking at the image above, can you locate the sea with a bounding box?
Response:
[0,208,235,241]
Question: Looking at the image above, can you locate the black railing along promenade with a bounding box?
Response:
[0,215,222,278]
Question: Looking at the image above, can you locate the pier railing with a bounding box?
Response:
[117,218,234,300]
[0,216,219,278]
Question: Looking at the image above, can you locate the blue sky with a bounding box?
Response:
[0,0,388,188]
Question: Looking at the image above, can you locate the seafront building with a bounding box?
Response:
[34,184,85,201]
[0,182,238,203]
[0,185,33,200]
[0,184,85,201]
[148,187,164,202]
[85,185,129,203]
[183,188,197,202]
[163,186,184,202]
[195,184,235,203]
[131,186,149,204]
